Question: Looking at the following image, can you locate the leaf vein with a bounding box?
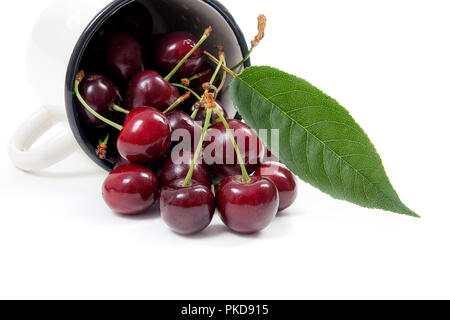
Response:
[289,121,304,180]
[324,139,366,146]
[322,146,335,194]
[305,130,315,184]
[305,120,362,133]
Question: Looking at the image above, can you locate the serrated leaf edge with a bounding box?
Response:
[232,66,419,218]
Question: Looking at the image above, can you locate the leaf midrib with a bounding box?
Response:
[235,74,406,213]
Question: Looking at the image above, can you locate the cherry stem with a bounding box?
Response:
[188,69,211,82]
[171,83,202,101]
[209,84,219,99]
[209,119,221,128]
[99,133,110,146]
[191,108,199,120]
[165,26,212,82]
[214,107,251,184]
[216,56,228,94]
[209,55,223,87]
[204,51,238,77]
[74,80,123,131]
[112,104,130,115]
[183,108,213,187]
[231,14,266,70]
[163,92,191,114]
[231,47,253,71]
[96,133,110,160]
[200,54,223,99]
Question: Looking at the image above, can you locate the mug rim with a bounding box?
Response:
[64,0,250,171]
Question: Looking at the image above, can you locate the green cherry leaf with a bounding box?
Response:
[230,66,418,217]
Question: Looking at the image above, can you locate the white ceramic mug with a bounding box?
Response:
[9,0,249,172]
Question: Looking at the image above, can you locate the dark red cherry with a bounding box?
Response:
[160,179,215,235]
[102,164,159,215]
[216,176,279,234]
[158,150,212,188]
[154,32,204,77]
[105,32,145,84]
[166,111,202,149]
[187,100,228,127]
[254,162,298,211]
[117,107,172,164]
[126,70,180,111]
[76,73,121,128]
[204,120,264,179]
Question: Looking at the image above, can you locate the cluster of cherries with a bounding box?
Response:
[75,11,298,235]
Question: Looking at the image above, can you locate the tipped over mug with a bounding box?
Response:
[9,0,249,172]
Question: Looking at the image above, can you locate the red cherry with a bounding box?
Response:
[76,73,121,128]
[158,150,212,188]
[125,70,180,111]
[102,164,159,215]
[204,120,264,179]
[160,179,215,235]
[117,107,172,164]
[105,32,145,84]
[216,176,279,234]
[166,111,202,150]
[254,162,298,211]
[155,32,204,77]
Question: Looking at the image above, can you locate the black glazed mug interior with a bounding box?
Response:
[65,0,250,171]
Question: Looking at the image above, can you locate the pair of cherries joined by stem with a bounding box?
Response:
[157,95,279,235]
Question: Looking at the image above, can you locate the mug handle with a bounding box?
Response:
[9,105,78,172]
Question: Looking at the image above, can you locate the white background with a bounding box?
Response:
[0,0,449,300]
